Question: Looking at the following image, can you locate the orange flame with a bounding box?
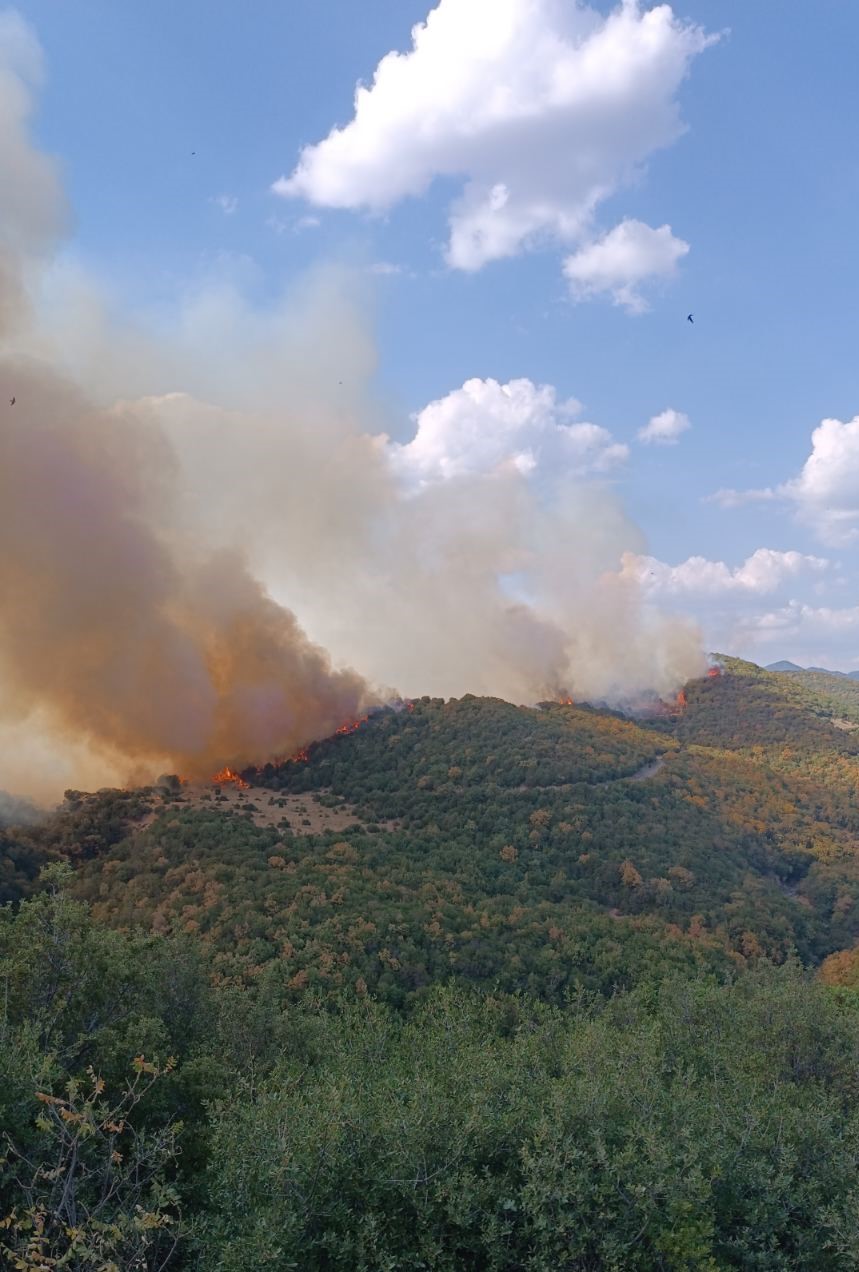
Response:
[215,709,373,785]
[676,689,688,710]
[211,767,250,790]
[707,666,722,679]
[334,714,369,737]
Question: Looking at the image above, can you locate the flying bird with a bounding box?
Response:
[9,397,15,406]
[687,313,694,324]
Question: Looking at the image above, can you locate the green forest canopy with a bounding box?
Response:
[6,658,859,1266]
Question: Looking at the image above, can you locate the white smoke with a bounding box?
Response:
[0,13,704,801]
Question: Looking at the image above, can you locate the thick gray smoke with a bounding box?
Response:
[0,14,704,800]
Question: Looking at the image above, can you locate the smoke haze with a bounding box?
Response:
[0,14,704,802]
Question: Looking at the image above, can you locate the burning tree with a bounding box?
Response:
[210,768,250,791]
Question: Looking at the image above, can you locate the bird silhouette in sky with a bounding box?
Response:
[9,396,15,406]
[687,313,694,324]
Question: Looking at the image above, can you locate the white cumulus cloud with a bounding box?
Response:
[274,0,713,284]
[619,548,843,669]
[564,220,689,312]
[637,405,691,445]
[622,547,830,597]
[734,600,859,671]
[709,414,859,546]
[390,376,628,488]
[780,416,859,546]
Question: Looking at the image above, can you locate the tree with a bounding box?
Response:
[1,1059,181,1271]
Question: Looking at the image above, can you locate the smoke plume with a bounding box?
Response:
[0,14,704,801]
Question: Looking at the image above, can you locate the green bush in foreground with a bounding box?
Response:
[4,875,859,1269]
[199,974,859,1270]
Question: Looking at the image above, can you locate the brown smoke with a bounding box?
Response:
[0,359,374,782]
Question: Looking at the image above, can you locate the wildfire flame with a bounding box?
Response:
[211,767,250,790]
[676,688,688,710]
[334,714,369,737]
[212,709,374,787]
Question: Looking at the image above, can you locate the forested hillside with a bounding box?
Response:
[21,663,859,1000]
[7,659,859,1266]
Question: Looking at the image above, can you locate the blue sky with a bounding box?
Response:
[9,0,859,671]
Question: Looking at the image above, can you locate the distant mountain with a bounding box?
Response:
[767,661,859,679]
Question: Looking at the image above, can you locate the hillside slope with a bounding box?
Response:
[8,661,859,1005]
